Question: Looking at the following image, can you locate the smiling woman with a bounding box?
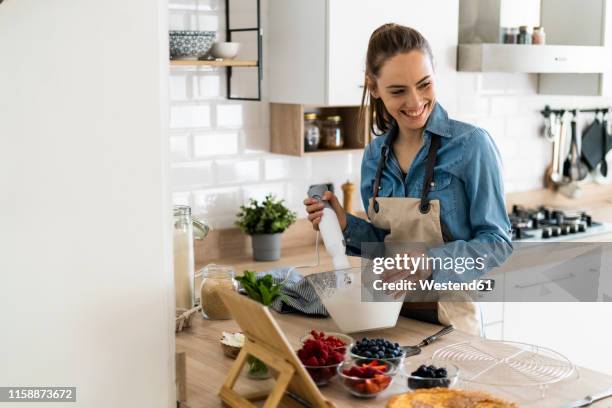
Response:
[360,24,436,141]
[304,24,513,336]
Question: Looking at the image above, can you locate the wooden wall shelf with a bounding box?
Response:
[169,59,258,67]
[270,103,370,157]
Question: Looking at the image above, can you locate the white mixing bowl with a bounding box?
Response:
[307,268,403,333]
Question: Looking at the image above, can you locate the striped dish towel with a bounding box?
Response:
[248,267,328,316]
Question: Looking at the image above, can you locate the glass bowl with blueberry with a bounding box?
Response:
[349,337,406,366]
[402,362,458,390]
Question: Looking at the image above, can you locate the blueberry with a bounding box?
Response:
[413,368,428,377]
[394,342,400,348]
[435,368,448,378]
[363,351,372,358]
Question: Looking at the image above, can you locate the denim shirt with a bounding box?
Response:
[343,102,513,281]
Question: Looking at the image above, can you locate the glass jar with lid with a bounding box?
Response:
[174,205,209,311]
[199,264,238,320]
[320,115,344,149]
[174,205,195,310]
[532,26,546,44]
[518,26,532,44]
[304,112,321,152]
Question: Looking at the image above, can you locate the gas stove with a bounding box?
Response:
[509,205,612,242]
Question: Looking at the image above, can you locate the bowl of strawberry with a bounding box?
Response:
[338,359,397,398]
[296,330,349,386]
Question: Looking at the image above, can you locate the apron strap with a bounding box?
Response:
[419,134,442,214]
[371,145,389,213]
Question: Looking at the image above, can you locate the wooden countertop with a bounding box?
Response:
[184,243,612,407]
[176,309,612,407]
[180,184,612,407]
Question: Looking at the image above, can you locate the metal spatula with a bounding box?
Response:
[401,325,454,357]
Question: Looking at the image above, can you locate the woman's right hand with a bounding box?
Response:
[303,191,347,231]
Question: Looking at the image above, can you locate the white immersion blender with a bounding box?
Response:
[307,184,351,270]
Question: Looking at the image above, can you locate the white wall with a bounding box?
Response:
[0,1,174,407]
[169,0,612,230]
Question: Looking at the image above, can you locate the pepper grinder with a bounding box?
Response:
[341,180,355,215]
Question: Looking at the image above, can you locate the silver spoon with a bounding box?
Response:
[402,325,454,357]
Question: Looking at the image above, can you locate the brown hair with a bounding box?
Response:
[358,24,434,137]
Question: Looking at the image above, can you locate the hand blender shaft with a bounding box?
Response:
[307,185,351,270]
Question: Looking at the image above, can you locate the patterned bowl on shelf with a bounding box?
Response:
[169,30,216,60]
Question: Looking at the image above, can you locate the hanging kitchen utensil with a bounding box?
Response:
[542,105,556,141]
[544,111,561,188]
[552,112,566,184]
[401,325,454,357]
[563,111,585,181]
[576,113,590,181]
[601,109,609,177]
[581,110,603,170]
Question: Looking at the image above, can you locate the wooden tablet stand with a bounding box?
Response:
[217,289,335,408]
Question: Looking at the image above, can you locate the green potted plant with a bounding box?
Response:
[235,270,284,379]
[235,194,297,261]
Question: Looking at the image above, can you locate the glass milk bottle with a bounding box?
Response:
[173,206,196,310]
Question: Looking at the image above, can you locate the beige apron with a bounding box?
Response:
[367,133,481,336]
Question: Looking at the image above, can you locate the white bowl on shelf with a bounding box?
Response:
[210,42,240,59]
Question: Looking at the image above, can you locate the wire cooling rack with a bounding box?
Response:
[432,339,576,396]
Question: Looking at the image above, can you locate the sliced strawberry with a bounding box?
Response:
[364,379,381,394]
[347,367,364,377]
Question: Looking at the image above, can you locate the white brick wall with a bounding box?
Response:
[169,0,612,228]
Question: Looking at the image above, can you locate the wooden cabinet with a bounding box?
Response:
[270,104,370,156]
[268,0,459,155]
[268,0,459,106]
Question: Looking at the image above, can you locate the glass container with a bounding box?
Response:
[200,264,237,320]
[304,112,321,152]
[508,27,519,44]
[320,115,344,149]
[518,26,532,44]
[174,206,196,310]
[532,26,546,45]
[501,27,512,44]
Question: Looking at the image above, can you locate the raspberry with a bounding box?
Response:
[304,356,318,366]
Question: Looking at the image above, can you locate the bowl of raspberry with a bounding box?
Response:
[296,330,351,386]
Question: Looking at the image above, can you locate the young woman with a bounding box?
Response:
[303,24,512,335]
